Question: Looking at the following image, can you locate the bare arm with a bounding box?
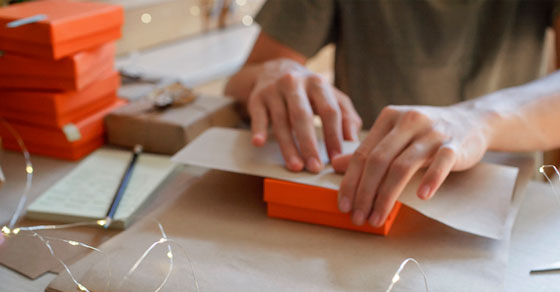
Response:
[333,16,560,227]
[225,32,362,173]
[472,71,560,152]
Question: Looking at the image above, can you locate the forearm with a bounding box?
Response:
[461,70,560,152]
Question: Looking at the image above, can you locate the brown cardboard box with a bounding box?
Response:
[105,95,240,154]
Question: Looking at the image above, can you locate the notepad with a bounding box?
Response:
[26,148,176,229]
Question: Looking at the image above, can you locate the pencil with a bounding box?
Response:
[103,144,143,228]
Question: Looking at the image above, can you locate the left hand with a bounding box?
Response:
[332,104,492,227]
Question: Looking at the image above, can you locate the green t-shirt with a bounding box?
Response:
[256,0,559,127]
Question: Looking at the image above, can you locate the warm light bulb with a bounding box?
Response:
[77,283,89,292]
[96,219,107,226]
[141,13,152,24]
[392,274,400,283]
[68,240,79,246]
[12,228,20,235]
[167,251,173,259]
[1,226,11,235]
[242,15,253,26]
[539,166,546,174]
[26,165,33,174]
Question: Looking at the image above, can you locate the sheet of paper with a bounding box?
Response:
[26,148,176,227]
[47,166,529,292]
[171,127,519,239]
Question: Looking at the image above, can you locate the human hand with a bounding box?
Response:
[332,104,491,227]
[248,58,362,173]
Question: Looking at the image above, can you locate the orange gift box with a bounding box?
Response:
[0,70,119,128]
[264,178,401,236]
[0,0,123,60]
[0,43,115,91]
[0,98,126,160]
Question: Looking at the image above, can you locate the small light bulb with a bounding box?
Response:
[158,238,167,244]
[539,166,546,174]
[77,283,89,292]
[12,228,20,235]
[141,13,152,24]
[167,251,173,259]
[96,219,107,226]
[1,226,11,235]
[68,240,79,246]
[242,15,253,26]
[190,6,200,16]
[392,274,400,283]
[26,165,33,174]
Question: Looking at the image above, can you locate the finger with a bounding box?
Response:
[332,154,352,173]
[307,75,343,160]
[248,94,268,147]
[279,75,322,173]
[337,107,398,214]
[266,94,304,172]
[335,88,362,141]
[417,145,456,200]
[367,136,441,227]
[350,127,420,225]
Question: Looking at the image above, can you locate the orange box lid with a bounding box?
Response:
[0,0,123,59]
[1,135,104,161]
[264,178,344,213]
[0,98,126,158]
[267,203,400,236]
[0,42,115,90]
[264,178,401,235]
[0,92,117,128]
[0,69,120,118]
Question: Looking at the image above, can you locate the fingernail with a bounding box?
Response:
[252,133,265,146]
[338,196,351,213]
[370,213,383,227]
[330,150,342,161]
[418,185,431,200]
[352,210,366,226]
[307,157,322,173]
[288,156,304,172]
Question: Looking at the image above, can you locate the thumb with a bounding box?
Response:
[332,154,352,173]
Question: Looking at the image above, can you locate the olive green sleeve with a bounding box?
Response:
[254,0,336,58]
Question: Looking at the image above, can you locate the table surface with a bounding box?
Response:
[1,150,560,291]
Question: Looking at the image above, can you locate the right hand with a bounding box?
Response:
[248,58,362,172]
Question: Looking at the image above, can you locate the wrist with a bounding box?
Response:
[453,97,503,151]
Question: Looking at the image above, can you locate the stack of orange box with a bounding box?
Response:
[0,0,125,160]
[264,179,402,236]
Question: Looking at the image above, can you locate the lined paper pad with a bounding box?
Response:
[26,148,175,228]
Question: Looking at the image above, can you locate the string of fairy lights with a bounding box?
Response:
[0,117,427,291]
[0,118,199,292]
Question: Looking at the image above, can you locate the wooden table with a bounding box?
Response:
[1,150,560,291]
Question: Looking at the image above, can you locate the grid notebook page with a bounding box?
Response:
[26,148,176,223]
